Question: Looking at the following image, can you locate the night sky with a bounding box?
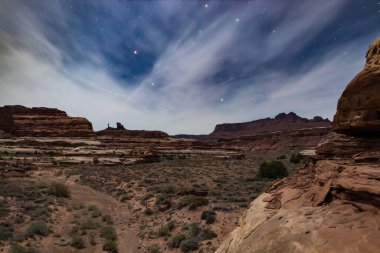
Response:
[0,0,379,134]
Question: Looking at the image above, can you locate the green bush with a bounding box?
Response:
[187,223,201,238]
[49,182,70,198]
[102,214,113,225]
[81,219,99,230]
[167,234,186,249]
[10,244,37,253]
[178,196,209,210]
[0,230,13,240]
[103,240,118,253]
[180,238,199,252]
[199,228,217,240]
[27,221,50,237]
[70,235,85,249]
[148,245,160,253]
[157,221,175,237]
[155,194,172,210]
[201,210,216,224]
[258,161,288,179]
[100,226,117,241]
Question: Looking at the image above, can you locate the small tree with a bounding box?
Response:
[258,161,288,179]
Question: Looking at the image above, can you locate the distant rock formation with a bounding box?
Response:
[216,38,380,253]
[210,112,331,138]
[0,105,94,137]
[333,37,380,136]
[97,123,169,139]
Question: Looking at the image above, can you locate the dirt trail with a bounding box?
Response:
[35,170,139,253]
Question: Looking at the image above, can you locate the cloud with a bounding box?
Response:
[0,0,377,134]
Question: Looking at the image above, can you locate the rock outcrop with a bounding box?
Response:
[333,37,380,136]
[0,105,94,137]
[211,112,331,138]
[216,38,380,253]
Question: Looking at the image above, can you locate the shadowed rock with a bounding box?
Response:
[333,37,380,136]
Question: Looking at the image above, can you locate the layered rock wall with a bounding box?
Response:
[211,112,331,138]
[0,105,94,137]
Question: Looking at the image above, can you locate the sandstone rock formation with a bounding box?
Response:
[211,112,331,138]
[333,37,380,136]
[216,38,380,253]
[0,105,94,137]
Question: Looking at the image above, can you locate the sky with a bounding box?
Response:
[0,0,379,134]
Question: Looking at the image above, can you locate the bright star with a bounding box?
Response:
[235,18,239,22]
[133,50,138,55]
[220,98,224,102]
[151,82,155,86]
[205,3,208,8]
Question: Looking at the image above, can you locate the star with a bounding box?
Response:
[235,18,239,22]
[151,82,155,86]
[220,98,224,102]
[205,3,208,8]
[133,50,138,55]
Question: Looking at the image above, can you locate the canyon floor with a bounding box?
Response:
[0,134,308,253]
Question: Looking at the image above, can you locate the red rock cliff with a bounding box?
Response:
[210,112,331,138]
[0,105,94,137]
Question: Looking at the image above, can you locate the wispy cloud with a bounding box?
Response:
[0,0,378,134]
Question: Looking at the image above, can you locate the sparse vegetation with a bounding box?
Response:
[167,234,186,249]
[201,210,216,224]
[180,238,199,252]
[100,225,117,241]
[103,240,118,253]
[27,221,50,237]
[49,181,70,198]
[70,235,85,249]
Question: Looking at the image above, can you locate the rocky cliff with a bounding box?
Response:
[216,38,380,253]
[210,112,331,138]
[0,105,94,137]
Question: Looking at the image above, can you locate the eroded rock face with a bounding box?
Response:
[333,37,380,136]
[216,146,380,253]
[0,105,94,137]
[211,112,331,138]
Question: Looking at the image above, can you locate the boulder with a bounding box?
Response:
[333,37,380,136]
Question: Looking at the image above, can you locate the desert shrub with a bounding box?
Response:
[0,202,9,217]
[180,238,199,252]
[157,221,175,237]
[93,157,99,165]
[70,235,85,249]
[0,230,13,240]
[167,234,186,249]
[258,161,288,179]
[49,182,70,198]
[199,228,217,240]
[277,155,286,160]
[10,244,37,253]
[290,153,312,164]
[201,210,216,224]
[32,207,50,220]
[100,226,117,241]
[102,214,113,225]
[144,208,153,216]
[155,194,172,210]
[81,219,99,230]
[178,196,209,210]
[148,245,160,253]
[27,221,50,236]
[103,240,118,253]
[187,223,201,238]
